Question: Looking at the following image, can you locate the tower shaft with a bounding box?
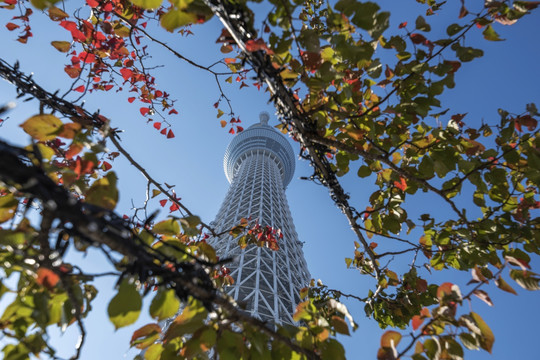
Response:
[210,117,309,324]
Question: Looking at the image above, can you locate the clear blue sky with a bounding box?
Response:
[0,0,539,359]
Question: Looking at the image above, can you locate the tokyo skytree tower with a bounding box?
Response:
[209,112,310,324]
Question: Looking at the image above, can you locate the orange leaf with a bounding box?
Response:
[394,177,407,191]
[6,22,19,31]
[36,268,60,290]
[436,282,454,300]
[380,330,401,348]
[411,315,423,330]
[65,143,84,159]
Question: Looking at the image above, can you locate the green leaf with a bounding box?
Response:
[415,16,430,32]
[108,280,142,329]
[357,165,372,178]
[160,9,197,32]
[321,339,346,360]
[20,114,62,141]
[130,323,162,349]
[509,269,540,290]
[129,0,162,9]
[446,23,464,36]
[459,333,479,350]
[495,276,517,295]
[331,316,350,335]
[164,298,207,341]
[470,312,494,353]
[482,25,504,41]
[0,194,18,223]
[144,343,164,360]
[30,0,61,10]
[85,172,119,210]
[150,289,180,321]
[153,219,180,236]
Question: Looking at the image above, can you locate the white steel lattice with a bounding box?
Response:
[209,113,310,324]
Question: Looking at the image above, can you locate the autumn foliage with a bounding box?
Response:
[0,0,539,359]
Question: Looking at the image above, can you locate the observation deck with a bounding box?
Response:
[223,113,296,187]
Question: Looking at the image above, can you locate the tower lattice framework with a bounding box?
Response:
[209,113,310,324]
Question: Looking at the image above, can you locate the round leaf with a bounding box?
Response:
[108,280,142,329]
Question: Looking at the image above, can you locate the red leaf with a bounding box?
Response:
[245,38,273,54]
[515,115,537,132]
[398,22,407,29]
[36,268,59,290]
[120,68,133,81]
[102,161,112,171]
[224,58,236,64]
[160,128,167,135]
[140,107,150,116]
[168,109,178,115]
[411,315,423,330]
[86,0,99,7]
[167,129,175,139]
[153,122,161,130]
[103,2,113,11]
[476,22,483,29]
[229,127,235,134]
[79,51,95,64]
[169,203,180,212]
[128,97,136,103]
[74,85,85,93]
[445,60,461,73]
[159,199,167,207]
[64,65,81,79]
[394,177,407,191]
[103,84,113,91]
[237,126,244,132]
[6,22,19,31]
[410,33,426,44]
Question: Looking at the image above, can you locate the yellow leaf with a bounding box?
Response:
[0,194,18,223]
[129,0,162,9]
[85,172,119,210]
[20,114,62,141]
[160,9,196,32]
[51,40,71,53]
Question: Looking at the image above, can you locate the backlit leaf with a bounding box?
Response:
[0,194,18,223]
[85,172,119,210]
[482,25,504,41]
[470,312,494,353]
[51,40,71,53]
[129,0,162,9]
[150,288,180,321]
[130,323,162,349]
[153,219,180,236]
[20,114,63,141]
[495,276,517,295]
[108,280,142,329]
[160,9,197,32]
